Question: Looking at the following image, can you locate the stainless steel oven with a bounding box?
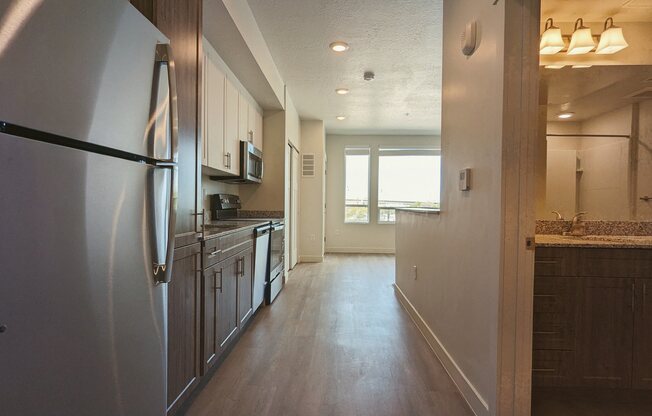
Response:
[267,221,284,304]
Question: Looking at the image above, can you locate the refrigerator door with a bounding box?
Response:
[0,0,169,158]
[0,133,167,416]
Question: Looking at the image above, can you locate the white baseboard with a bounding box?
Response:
[299,255,323,263]
[325,247,395,254]
[393,284,489,416]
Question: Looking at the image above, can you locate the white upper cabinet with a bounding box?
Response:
[203,47,225,171]
[224,77,240,175]
[201,37,264,175]
[253,107,263,151]
[238,92,249,144]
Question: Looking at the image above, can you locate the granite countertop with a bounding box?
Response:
[395,207,441,214]
[536,234,652,249]
[202,219,271,240]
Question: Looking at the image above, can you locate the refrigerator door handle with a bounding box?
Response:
[151,43,179,284]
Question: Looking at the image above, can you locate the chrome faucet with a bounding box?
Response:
[563,212,587,236]
[552,211,564,221]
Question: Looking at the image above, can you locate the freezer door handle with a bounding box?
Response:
[150,43,179,284]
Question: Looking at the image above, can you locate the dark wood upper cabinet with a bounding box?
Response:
[167,243,202,415]
[130,0,202,236]
[633,279,652,389]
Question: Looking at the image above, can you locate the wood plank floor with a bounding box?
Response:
[185,254,473,416]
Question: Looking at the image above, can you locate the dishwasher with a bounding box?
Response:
[253,223,271,312]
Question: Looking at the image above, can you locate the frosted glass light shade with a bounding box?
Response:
[540,27,565,54]
[540,18,565,55]
[567,19,595,55]
[596,19,628,54]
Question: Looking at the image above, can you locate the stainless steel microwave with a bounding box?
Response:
[210,141,263,184]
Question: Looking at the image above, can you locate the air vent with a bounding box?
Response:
[302,153,315,177]
[626,87,652,99]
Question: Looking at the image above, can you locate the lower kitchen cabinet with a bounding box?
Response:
[167,243,202,414]
[217,254,239,351]
[238,246,254,326]
[201,236,255,374]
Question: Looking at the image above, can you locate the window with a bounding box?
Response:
[377,147,441,223]
[344,147,370,223]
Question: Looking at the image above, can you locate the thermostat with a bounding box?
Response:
[459,168,471,191]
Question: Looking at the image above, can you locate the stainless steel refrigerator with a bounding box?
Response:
[0,1,177,415]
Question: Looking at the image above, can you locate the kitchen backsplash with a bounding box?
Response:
[537,220,652,236]
[237,210,285,219]
[201,174,239,220]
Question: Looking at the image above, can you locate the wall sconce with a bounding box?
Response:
[539,17,628,56]
[540,18,565,55]
[596,18,629,54]
[567,18,595,55]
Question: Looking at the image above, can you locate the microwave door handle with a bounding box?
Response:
[150,43,179,284]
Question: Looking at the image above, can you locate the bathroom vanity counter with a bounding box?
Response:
[536,234,652,249]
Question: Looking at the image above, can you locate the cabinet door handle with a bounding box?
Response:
[207,249,221,258]
[214,269,223,293]
[644,283,647,315]
[228,152,232,168]
[240,257,245,277]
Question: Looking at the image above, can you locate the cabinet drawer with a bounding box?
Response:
[578,249,652,278]
[532,350,576,387]
[203,228,254,269]
[533,277,580,350]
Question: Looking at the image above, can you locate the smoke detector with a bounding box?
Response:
[364,71,375,81]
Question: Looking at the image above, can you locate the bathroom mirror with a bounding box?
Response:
[539,65,652,221]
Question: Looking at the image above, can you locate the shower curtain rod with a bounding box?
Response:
[547,133,631,139]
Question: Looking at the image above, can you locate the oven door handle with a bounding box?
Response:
[272,224,284,231]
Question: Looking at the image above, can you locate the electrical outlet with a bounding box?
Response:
[310,234,316,241]
[412,265,418,280]
[335,229,341,236]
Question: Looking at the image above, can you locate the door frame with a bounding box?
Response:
[288,143,300,269]
[497,0,540,415]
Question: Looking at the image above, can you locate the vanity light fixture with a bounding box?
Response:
[572,64,592,69]
[336,115,346,121]
[596,18,629,54]
[567,18,595,55]
[557,112,575,119]
[335,88,349,95]
[329,41,349,52]
[540,18,565,55]
[545,64,566,69]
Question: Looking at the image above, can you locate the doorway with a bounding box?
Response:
[288,143,299,269]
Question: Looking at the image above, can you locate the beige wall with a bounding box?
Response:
[324,134,440,254]
[394,0,540,414]
[636,101,652,220]
[299,121,326,262]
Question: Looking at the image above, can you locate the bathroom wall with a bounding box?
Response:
[545,105,632,220]
[636,101,652,220]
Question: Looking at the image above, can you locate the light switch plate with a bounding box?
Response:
[459,168,471,191]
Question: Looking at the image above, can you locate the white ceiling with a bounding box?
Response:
[246,0,443,135]
[543,66,652,121]
[542,0,652,22]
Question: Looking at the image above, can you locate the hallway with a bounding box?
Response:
[185,254,473,416]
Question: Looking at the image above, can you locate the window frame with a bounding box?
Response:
[376,147,441,224]
[343,146,371,224]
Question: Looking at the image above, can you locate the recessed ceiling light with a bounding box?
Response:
[335,88,349,95]
[329,41,349,52]
[557,112,575,119]
[336,116,346,121]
